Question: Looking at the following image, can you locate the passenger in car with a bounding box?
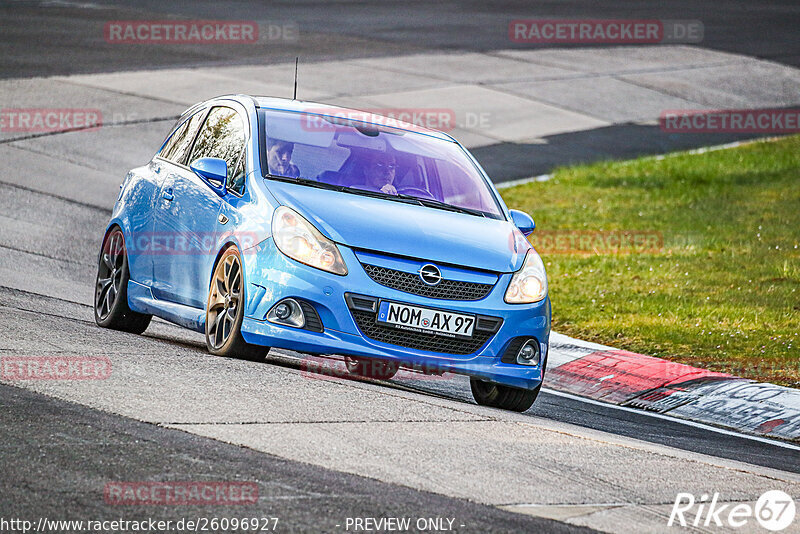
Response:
[267,139,300,178]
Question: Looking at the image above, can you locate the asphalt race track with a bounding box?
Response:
[2,0,799,77]
[1,1,799,533]
[3,0,800,182]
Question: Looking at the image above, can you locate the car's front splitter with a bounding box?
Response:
[241,317,545,390]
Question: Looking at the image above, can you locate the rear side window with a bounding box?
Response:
[160,110,206,164]
[188,107,246,187]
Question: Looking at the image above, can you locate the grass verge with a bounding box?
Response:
[500,136,800,387]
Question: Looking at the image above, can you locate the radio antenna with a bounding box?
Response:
[293,57,298,100]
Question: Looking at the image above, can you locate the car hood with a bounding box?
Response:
[267,181,530,273]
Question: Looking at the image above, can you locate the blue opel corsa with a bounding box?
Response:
[95,95,550,411]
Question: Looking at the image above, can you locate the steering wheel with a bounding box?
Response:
[397,186,436,200]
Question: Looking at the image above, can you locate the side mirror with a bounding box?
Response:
[190,157,227,197]
[509,209,535,236]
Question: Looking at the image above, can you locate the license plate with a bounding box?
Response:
[377,301,475,338]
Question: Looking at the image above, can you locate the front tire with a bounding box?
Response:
[205,247,268,361]
[94,227,152,334]
[470,379,540,412]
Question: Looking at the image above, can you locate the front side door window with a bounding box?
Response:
[188,106,247,194]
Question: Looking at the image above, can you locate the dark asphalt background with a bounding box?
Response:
[0,383,590,533]
[1,0,799,78]
[3,0,796,181]
[2,0,798,181]
[1,1,798,531]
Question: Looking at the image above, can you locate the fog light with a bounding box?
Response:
[519,344,535,360]
[267,298,305,328]
[516,340,540,366]
[274,303,291,320]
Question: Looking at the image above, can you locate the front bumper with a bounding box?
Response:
[240,238,551,390]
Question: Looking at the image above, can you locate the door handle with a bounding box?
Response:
[162,189,174,201]
[218,214,229,225]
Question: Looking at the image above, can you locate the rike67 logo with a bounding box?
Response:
[669,490,795,531]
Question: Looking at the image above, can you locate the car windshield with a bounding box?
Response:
[260,109,504,218]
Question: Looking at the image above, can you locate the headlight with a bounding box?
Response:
[505,250,547,303]
[272,206,348,275]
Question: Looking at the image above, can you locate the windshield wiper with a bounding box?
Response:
[396,194,488,218]
[265,174,347,192]
[341,188,422,206]
[265,174,490,217]
[265,174,422,205]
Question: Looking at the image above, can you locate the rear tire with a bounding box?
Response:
[344,356,399,380]
[470,379,540,412]
[94,227,152,334]
[205,247,269,361]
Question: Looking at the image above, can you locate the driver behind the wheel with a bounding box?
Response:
[363,151,397,195]
[267,139,300,178]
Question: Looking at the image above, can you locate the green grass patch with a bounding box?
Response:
[500,136,800,387]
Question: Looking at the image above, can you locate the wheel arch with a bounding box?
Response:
[207,240,242,293]
[98,219,127,264]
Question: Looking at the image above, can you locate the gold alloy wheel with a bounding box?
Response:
[207,252,243,350]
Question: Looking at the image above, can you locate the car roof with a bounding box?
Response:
[246,95,455,142]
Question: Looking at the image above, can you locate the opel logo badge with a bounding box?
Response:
[418,264,442,286]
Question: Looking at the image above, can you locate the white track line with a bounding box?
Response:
[496,173,552,188]
[542,387,800,452]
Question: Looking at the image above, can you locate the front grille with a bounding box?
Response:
[344,294,502,356]
[362,264,494,301]
[350,310,494,355]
